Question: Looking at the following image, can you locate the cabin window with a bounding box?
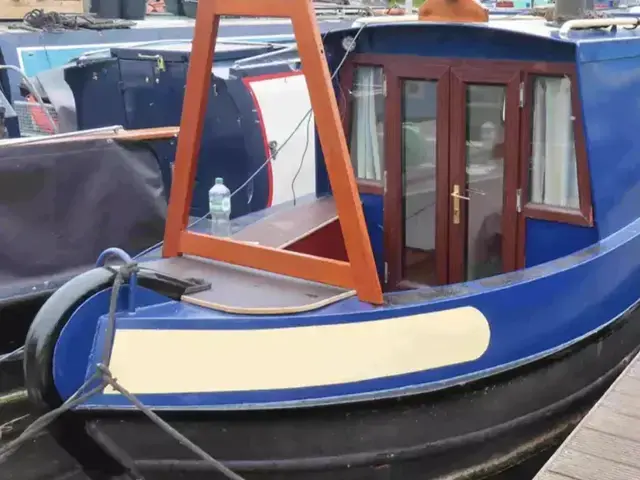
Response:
[529,76,579,210]
[349,66,385,182]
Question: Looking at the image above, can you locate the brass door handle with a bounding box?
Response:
[451,184,468,224]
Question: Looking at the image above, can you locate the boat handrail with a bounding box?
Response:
[313,3,377,16]
[559,17,640,35]
[352,14,420,26]
[0,125,178,147]
[233,59,301,73]
[0,125,124,147]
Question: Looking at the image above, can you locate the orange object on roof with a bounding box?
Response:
[147,0,166,13]
[418,0,489,22]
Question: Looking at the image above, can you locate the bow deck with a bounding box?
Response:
[142,256,355,315]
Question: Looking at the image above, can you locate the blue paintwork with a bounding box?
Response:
[524,219,597,268]
[53,285,172,400]
[578,56,640,239]
[50,21,640,411]
[54,210,640,409]
[334,22,577,62]
[361,194,385,279]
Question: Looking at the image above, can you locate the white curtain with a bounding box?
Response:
[530,76,580,209]
[350,67,383,182]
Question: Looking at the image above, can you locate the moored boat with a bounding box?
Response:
[16,0,640,478]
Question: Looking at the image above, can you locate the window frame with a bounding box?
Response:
[340,55,594,283]
[341,57,593,226]
[339,58,385,195]
[518,64,593,227]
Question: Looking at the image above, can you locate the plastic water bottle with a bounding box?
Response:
[209,177,231,237]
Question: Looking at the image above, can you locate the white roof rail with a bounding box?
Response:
[352,14,419,26]
[559,17,640,36]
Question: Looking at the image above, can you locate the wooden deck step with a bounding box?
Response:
[231,196,338,249]
[534,349,640,480]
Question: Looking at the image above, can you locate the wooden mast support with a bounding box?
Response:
[162,0,383,305]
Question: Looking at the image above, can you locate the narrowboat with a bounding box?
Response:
[18,0,640,478]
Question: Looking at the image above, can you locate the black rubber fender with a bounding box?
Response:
[23,267,116,411]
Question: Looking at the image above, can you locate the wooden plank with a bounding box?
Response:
[587,406,640,443]
[545,448,640,480]
[534,351,640,479]
[569,427,640,470]
[232,197,337,249]
[614,375,640,399]
[601,390,640,420]
[0,126,179,147]
[535,472,574,480]
[0,0,84,19]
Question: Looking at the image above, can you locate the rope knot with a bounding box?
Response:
[118,262,139,281]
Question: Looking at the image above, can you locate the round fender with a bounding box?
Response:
[24,267,116,411]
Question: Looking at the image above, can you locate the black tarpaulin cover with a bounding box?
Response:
[0,138,167,305]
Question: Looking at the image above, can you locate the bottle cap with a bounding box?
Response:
[215,177,223,184]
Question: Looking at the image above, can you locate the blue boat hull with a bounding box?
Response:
[23,276,640,478]
[18,205,640,477]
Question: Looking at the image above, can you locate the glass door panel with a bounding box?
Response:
[448,72,520,284]
[382,64,518,289]
[383,62,449,290]
[402,80,438,285]
[464,84,506,280]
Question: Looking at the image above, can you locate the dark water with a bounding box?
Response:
[0,421,558,480]
[492,452,553,480]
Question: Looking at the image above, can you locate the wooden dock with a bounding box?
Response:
[534,350,640,480]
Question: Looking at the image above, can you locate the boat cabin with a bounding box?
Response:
[163,0,640,305]
[317,15,625,293]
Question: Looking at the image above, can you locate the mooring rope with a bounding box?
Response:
[14,9,136,32]
[0,258,247,480]
[98,364,247,480]
[0,346,24,365]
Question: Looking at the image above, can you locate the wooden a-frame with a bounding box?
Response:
[162,0,383,305]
